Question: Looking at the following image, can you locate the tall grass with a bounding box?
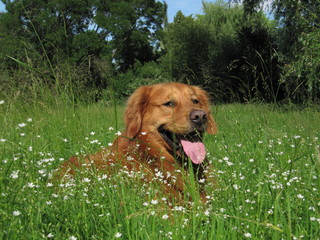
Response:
[0,99,319,239]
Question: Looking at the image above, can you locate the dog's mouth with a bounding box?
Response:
[158,126,206,165]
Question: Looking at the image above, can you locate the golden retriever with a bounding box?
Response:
[59,82,217,202]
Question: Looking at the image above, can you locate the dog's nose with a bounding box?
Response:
[189,110,207,126]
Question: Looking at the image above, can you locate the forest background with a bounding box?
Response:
[0,0,319,105]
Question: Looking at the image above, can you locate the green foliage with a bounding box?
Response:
[273,0,320,55]
[0,0,164,101]
[1,0,320,104]
[232,12,282,102]
[198,1,243,100]
[107,61,170,101]
[71,31,107,63]
[281,29,320,103]
[162,1,281,103]
[2,0,94,62]
[269,0,320,104]
[232,0,265,14]
[159,0,319,104]
[161,2,242,89]
[161,11,211,83]
[94,0,164,72]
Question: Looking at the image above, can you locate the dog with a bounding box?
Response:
[59,82,217,202]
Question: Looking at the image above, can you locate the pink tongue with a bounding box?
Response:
[180,140,206,164]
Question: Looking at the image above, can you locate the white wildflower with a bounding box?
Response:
[115,232,122,238]
[233,184,239,190]
[204,209,210,216]
[13,210,21,216]
[155,171,164,178]
[199,178,205,183]
[127,156,134,161]
[47,233,54,238]
[173,206,184,211]
[309,206,316,211]
[27,182,36,188]
[10,170,19,179]
[151,199,158,205]
[162,214,169,219]
[18,123,27,128]
[82,178,91,183]
[227,161,234,166]
[244,232,252,238]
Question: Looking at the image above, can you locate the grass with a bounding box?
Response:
[0,99,319,239]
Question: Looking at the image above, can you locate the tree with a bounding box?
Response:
[272,0,320,55]
[161,1,281,102]
[161,11,210,84]
[231,0,264,15]
[1,0,96,64]
[1,0,164,70]
[94,0,164,71]
[235,13,282,102]
[0,0,165,100]
[271,0,320,103]
[238,0,320,103]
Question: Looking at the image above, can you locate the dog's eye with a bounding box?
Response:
[163,101,175,107]
[192,99,199,104]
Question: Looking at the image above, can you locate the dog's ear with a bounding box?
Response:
[124,86,151,138]
[192,86,218,134]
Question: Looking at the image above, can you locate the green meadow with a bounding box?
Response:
[0,100,319,239]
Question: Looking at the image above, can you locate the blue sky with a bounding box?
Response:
[165,0,213,22]
[0,0,216,22]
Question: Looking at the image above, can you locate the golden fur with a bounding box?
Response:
[59,82,217,202]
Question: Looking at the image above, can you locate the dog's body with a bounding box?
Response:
[60,83,217,201]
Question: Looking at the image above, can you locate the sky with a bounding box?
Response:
[0,0,219,23]
[165,0,213,22]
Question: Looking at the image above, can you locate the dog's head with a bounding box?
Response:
[124,82,217,164]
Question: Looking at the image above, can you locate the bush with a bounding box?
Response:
[105,61,170,102]
[281,29,320,104]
